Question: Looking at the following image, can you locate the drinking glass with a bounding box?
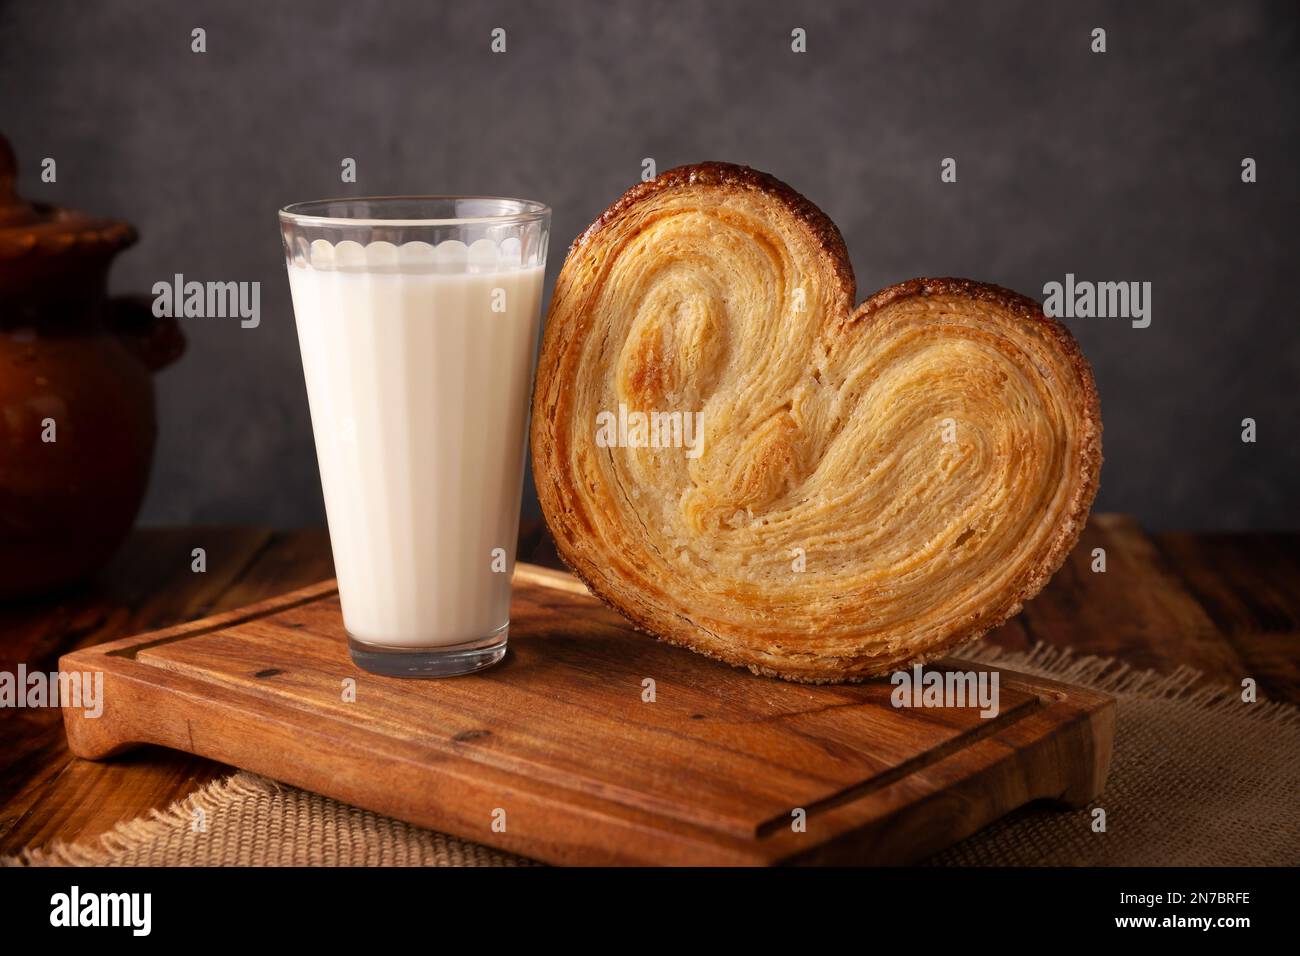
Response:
[279,197,550,676]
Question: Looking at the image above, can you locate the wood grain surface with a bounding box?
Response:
[2,516,1297,860]
[55,566,1112,865]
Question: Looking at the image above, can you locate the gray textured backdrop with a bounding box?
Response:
[3,0,1296,530]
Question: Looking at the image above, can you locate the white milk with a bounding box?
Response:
[288,240,544,647]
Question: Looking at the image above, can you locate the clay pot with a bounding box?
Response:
[0,134,183,599]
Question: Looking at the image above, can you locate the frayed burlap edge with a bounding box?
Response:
[938,641,1300,865]
[6,641,1297,866]
[953,640,1300,729]
[4,766,534,867]
[7,774,287,867]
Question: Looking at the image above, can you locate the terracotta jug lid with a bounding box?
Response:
[0,133,136,263]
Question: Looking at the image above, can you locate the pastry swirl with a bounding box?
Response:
[532,163,1101,682]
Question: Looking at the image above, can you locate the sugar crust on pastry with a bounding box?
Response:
[531,162,1102,682]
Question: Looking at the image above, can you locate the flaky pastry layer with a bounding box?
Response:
[532,163,1102,681]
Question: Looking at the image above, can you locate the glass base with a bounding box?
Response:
[347,624,508,678]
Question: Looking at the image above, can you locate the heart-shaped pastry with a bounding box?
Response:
[532,163,1101,682]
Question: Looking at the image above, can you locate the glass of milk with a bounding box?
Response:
[279,197,549,677]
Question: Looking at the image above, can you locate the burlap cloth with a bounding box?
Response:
[7,643,1299,866]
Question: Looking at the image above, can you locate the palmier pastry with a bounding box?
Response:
[531,162,1101,682]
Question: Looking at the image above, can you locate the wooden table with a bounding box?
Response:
[2,515,1297,858]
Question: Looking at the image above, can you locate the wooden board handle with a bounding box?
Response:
[514,562,590,596]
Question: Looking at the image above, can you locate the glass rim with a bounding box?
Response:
[278,195,551,227]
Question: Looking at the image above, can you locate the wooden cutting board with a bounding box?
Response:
[60,563,1114,865]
